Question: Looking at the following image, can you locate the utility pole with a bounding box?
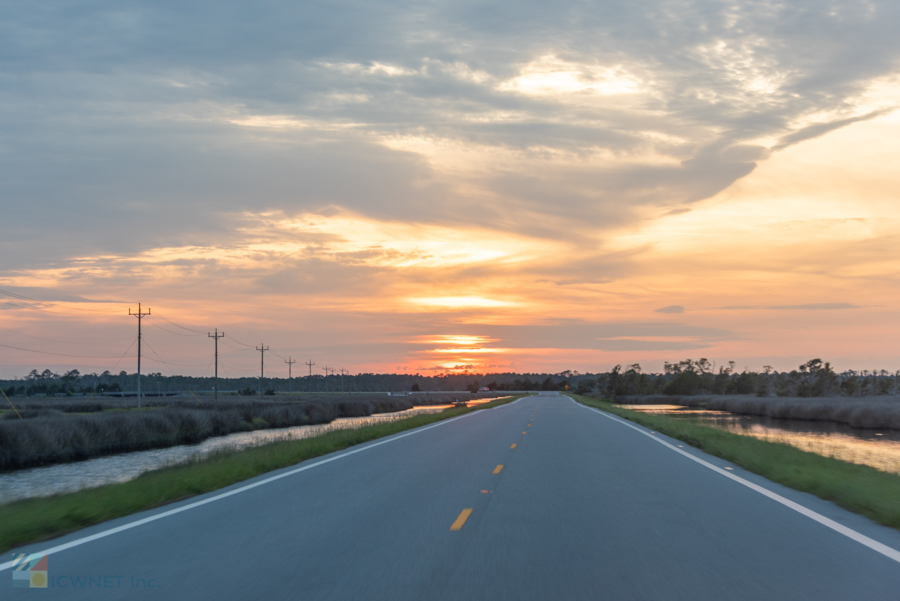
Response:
[285,357,296,393]
[128,303,151,408]
[322,366,330,392]
[256,344,269,395]
[306,360,315,378]
[339,367,347,395]
[208,329,225,401]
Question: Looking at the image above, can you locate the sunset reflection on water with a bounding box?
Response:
[622,405,900,476]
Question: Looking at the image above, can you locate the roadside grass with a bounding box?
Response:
[570,394,900,531]
[0,395,524,553]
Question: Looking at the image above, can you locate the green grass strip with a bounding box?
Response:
[569,394,900,531]
[0,396,524,553]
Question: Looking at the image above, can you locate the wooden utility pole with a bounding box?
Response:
[285,357,296,393]
[208,329,225,400]
[128,303,151,408]
[306,360,315,377]
[339,367,348,395]
[256,344,269,395]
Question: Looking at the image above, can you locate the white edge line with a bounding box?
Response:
[570,398,900,565]
[0,402,514,571]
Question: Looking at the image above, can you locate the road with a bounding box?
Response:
[5,393,900,599]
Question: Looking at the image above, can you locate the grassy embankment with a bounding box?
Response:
[0,395,525,553]
[570,394,900,531]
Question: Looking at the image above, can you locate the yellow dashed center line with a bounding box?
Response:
[493,464,504,474]
[510,443,517,449]
[450,508,473,531]
[522,431,527,435]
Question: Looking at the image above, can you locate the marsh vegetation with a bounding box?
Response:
[0,393,498,472]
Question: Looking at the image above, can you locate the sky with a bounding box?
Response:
[2,0,900,379]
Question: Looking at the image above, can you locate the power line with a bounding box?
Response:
[0,341,132,360]
[306,360,315,377]
[0,325,133,346]
[226,333,256,348]
[0,288,132,315]
[147,321,205,337]
[152,312,211,334]
[111,338,139,371]
[141,338,179,377]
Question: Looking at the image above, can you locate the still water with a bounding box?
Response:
[0,407,447,505]
[621,404,900,476]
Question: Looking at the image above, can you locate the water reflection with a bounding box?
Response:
[621,404,900,475]
[0,407,446,505]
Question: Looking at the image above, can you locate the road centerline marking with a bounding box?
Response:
[493,464,504,474]
[510,444,517,449]
[450,509,473,531]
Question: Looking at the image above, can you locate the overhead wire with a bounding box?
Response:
[0,341,133,360]
[147,321,205,338]
[0,288,133,315]
[141,339,179,377]
[152,311,211,334]
[0,324,133,346]
[111,338,139,371]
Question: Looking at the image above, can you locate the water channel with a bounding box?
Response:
[621,404,900,476]
[0,406,450,505]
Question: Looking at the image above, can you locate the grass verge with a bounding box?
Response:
[0,395,525,553]
[569,394,900,531]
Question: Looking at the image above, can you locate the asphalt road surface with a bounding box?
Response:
[5,393,900,600]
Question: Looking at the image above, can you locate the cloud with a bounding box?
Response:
[3,0,900,272]
[654,305,685,314]
[716,303,862,311]
[446,321,734,351]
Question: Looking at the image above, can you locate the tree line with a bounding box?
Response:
[3,360,897,398]
[587,359,900,398]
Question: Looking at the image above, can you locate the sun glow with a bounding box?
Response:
[413,335,499,346]
[408,297,518,309]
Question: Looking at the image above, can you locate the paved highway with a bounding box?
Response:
[5,393,900,599]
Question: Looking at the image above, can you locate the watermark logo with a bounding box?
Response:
[12,553,48,589]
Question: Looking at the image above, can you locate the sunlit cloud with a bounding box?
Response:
[499,55,642,97]
[412,335,499,346]
[408,297,519,309]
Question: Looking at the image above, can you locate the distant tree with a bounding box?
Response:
[575,379,596,395]
[664,370,701,396]
[410,382,421,392]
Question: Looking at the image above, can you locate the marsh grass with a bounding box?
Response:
[571,394,900,531]
[678,395,900,430]
[0,395,521,553]
[0,397,418,472]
